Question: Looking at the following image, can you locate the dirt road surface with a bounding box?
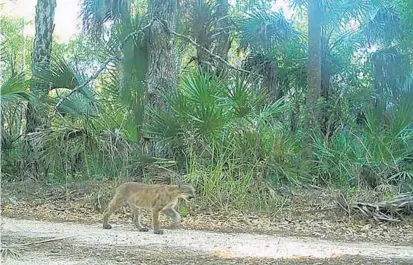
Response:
[2,217,413,264]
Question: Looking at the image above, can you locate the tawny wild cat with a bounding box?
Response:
[102,182,196,234]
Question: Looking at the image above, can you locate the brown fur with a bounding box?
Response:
[102,182,195,234]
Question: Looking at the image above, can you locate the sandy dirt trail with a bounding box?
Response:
[1,217,413,264]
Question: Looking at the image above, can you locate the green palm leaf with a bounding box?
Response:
[226,75,267,118]
[81,0,131,39]
[363,6,404,46]
[237,8,296,52]
[1,72,30,107]
[390,78,413,138]
[97,13,148,141]
[35,56,96,117]
[292,0,376,25]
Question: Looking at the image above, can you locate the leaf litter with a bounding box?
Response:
[1,179,413,264]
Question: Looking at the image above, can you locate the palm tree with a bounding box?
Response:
[303,0,322,158]
[236,8,297,101]
[188,0,217,73]
[363,5,412,112]
[146,0,178,108]
[25,0,56,178]
[185,0,231,75]
[1,72,30,150]
[214,0,230,76]
[80,0,178,106]
[288,0,409,142]
[81,0,131,40]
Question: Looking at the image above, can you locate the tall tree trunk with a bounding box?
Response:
[303,0,322,159]
[320,34,331,140]
[214,0,230,77]
[25,0,56,179]
[145,0,177,159]
[146,0,177,108]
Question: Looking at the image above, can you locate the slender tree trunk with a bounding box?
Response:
[196,45,212,73]
[190,0,214,73]
[146,0,177,108]
[303,0,322,159]
[214,0,230,77]
[24,0,56,179]
[320,69,330,138]
[290,101,299,133]
[262,60,280,101]
[320,34,331,140]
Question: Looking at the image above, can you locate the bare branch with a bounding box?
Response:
[344,192,413,222]
[52,55,117,116]
[52,17,260,118]
[3,235,75,248]
[120,18,155,50]
[156,18,261,77]
[52,19,156,116]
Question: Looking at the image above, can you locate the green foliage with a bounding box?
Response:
[0,16,33,78]
[2,0,413,212]
[1,72,30,106]
[81,0,131,39]
[237,8,296,52]
[1,72,30,179]
[100,13,148,142]
[145,71,305,206]
[34,56,97,117]
[2,10,151,181]
[292,0,377,24]
[313,82,413,190]
[364,6,403,46]
[189,0,217,48]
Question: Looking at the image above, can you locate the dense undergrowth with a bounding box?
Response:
[2,69,413,212]
[2,0,413,213]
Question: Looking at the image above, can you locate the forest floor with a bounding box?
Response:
[2,217,413,265]
[1,180,413,264]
